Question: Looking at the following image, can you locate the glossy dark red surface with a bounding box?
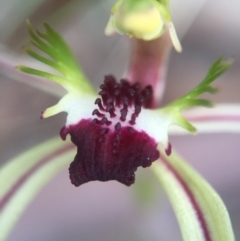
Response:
[66,119,159,186]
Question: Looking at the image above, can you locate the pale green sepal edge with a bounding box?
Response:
[160,58,233,133]
[17,20,95,95]
[0,138,70,197]
[151,147,235,241]
[0,138,75,241]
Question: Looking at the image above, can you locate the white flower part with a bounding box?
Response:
[45,94,174,152]
[64,97,175,152]
[42,93,96,125]
[167,22,182,52]
[62,95,96,127]
[63,94,96,127]
[136,109,173,150]
[42,84,176,154]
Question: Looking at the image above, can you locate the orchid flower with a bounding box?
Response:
[0,1,239,241]
[16,20,231,187]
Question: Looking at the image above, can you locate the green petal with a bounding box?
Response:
[17,66,67,85]
[17,20,95,95]
[151,149,235,241]
[166,58,232,111]
[160,58,232,133]
[0,138,75,241]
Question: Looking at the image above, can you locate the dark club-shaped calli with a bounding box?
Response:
[18,21,232,187]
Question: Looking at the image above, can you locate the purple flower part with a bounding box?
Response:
[60,76,160,186]
[126,35,171,107]
[67,119,159,186]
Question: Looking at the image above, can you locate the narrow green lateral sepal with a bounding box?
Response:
[151,148,235,241]
[0,138,75,241]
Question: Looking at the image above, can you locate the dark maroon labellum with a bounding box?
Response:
[68,119,159,186]
[61,76,160,186]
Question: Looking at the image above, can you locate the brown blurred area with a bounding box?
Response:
[0,0,240,240]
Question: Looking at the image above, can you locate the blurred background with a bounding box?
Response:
[0,0,240,240]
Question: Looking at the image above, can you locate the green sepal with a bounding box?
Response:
[151,148,235,241]
[0,138,75,241]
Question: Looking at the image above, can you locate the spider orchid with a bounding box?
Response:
[0,3,239,241]
[16,21,231,187]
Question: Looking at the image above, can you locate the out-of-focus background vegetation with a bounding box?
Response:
[0,0,239,240]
